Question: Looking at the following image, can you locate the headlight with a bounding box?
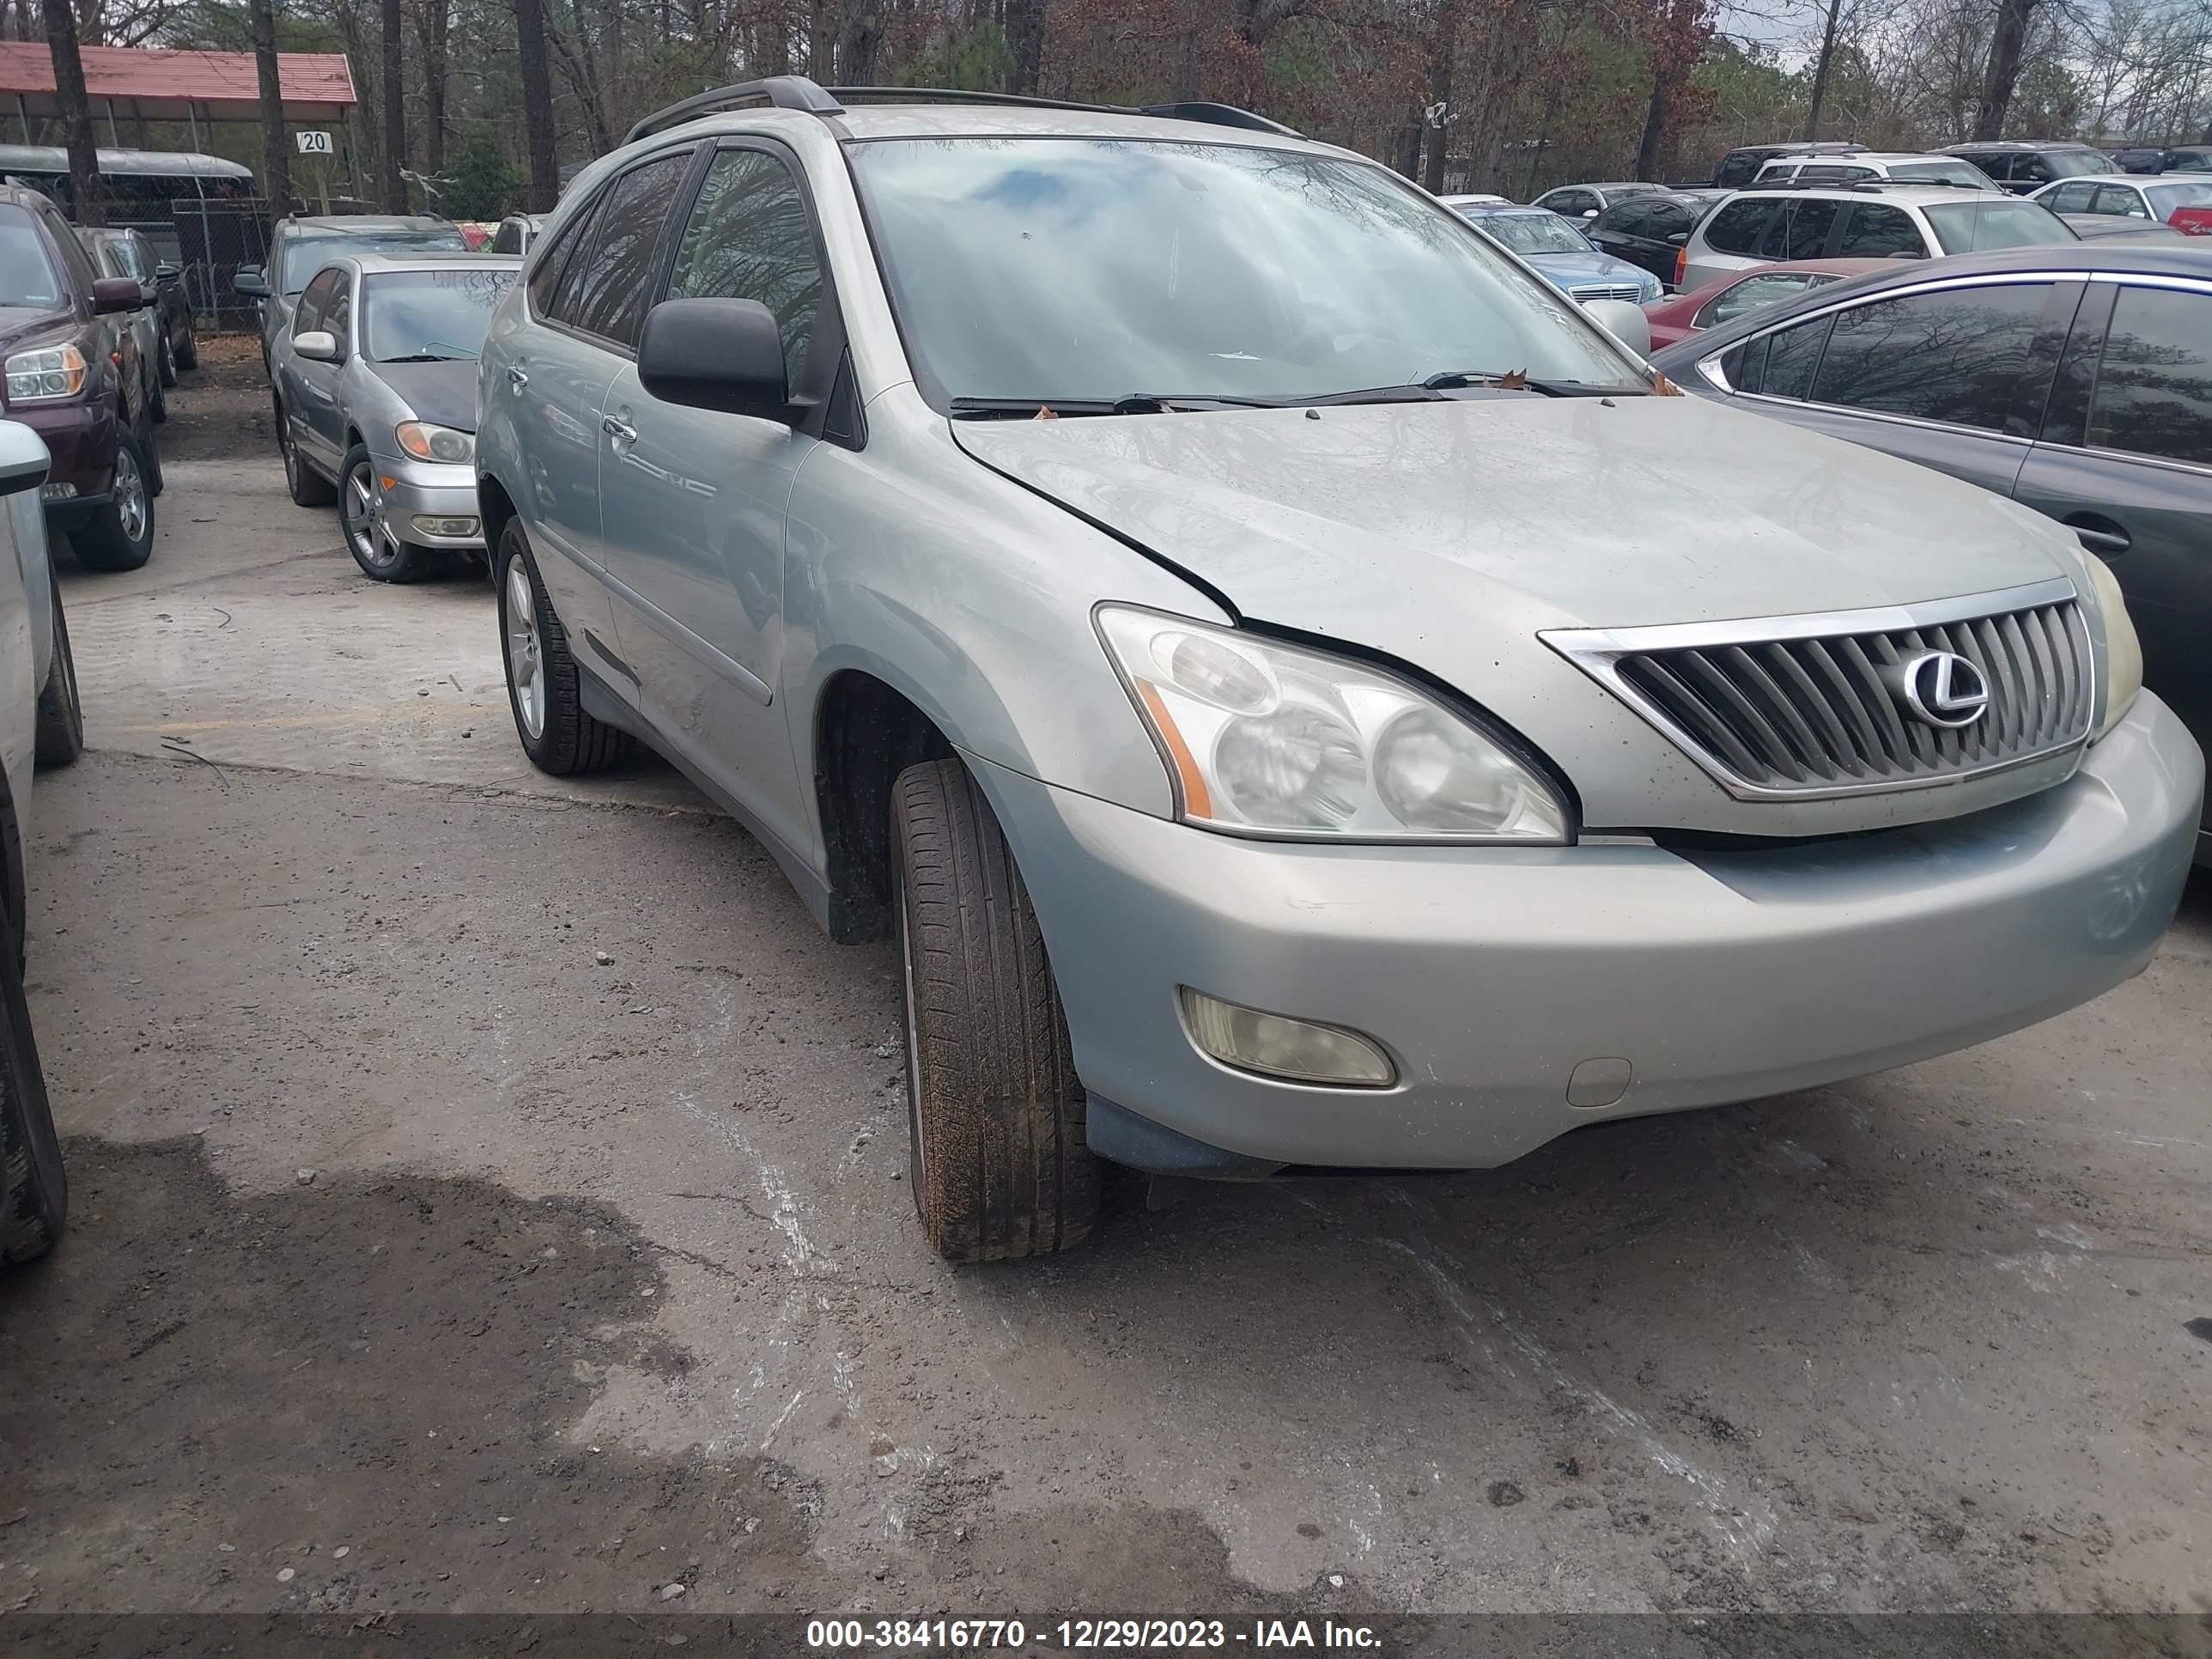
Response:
[1096,605,1570,842]
[2084,554,2141,740]
[5,344,86,404]
[395,421,474,464]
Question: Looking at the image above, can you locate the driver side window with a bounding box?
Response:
[295,269,338,337]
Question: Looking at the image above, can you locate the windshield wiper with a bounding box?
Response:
[951,392,1283,419]
[1419,369,1644,398]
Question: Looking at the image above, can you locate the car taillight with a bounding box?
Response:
[2169,206,2212,235]
[1674,243,1686,285]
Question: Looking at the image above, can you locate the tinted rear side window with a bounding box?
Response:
[1755,314,1832,399]
[1703,198,1778,254]
[527,204,592,314]
[1835,203,1923,258]
[1810,283,2051,431]
[560,150,692,347]
[2088,287,2212,465]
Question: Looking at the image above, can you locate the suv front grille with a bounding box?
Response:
[1568,283,1645,302]
[1543,580,2094,800]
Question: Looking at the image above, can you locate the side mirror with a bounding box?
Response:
[155,261,180,282]
[1581,208,1599,219]
[232,267,270,298]
[1581,297,1651,357]
[0,418,50,499]
[92,276,143,314]
[637,297,791,422]
[292,330,339,362]
[1666,230,1690,246]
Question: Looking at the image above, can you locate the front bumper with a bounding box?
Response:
[981,691,2202,1172]
[14,402,117,520]
[371,454,484,550]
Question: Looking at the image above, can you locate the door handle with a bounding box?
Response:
[507,366,529,390]
[2063,514,2130,556]
[603,415,638,445]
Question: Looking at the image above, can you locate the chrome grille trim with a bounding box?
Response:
[1568,283,1645,303]
[1542,579,2095,801]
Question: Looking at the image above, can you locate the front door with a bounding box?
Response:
[597,143,829,855]
[280,267,346,474]
[2016,280,2212,794]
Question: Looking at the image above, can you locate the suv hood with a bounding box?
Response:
[953,395,2072,639]
[955,395,2087,835]
[0,304,73,355]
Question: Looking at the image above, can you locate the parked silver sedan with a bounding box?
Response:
[270,252,517,581]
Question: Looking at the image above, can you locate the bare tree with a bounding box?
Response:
[249,0,288,234]
[1804,0,1845,137]
[1971,0,2039,137]
[416,0,449,176]
[514,0,559,210]
[40,0,100,225]
[380,0,405,208]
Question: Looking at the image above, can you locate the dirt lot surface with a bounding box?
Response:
[1,344,2208,1626]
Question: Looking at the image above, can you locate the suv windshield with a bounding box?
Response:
[849,137,1642,405]
[1469,212,1592,255]
[362,267,516,361]
[1889,161,1997,188]
[281,229,468,294]
[1923,198,2078,253]
[0,206,62,309]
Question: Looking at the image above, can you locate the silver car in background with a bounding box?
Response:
[272,252,517,581]
[477,82,2199,1264]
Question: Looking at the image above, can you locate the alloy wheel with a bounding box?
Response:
[503,561,545,740]
[344,463,398,570]
[112,447,145,545]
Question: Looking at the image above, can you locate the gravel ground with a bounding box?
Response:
[0,346,2207,1625]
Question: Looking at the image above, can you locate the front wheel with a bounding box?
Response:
[70,429,155,572]
[891,757,1101,1262]
[0,866,66,1266]
[157,328,178,388]
[340,445,430,582]
[174,318,198,372]
[33,568,82,769]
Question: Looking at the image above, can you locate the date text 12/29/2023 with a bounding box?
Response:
[804,1619,1385,1650]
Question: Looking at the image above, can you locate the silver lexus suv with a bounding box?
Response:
[477,80,2202,1262]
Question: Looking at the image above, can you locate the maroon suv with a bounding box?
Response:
[0,184,160,569]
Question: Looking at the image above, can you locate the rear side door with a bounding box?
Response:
[2014,278,2212,772]
[597,142,836,848]
[1711,276,2075,501]
[500,151,690,661]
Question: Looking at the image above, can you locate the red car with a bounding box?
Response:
[1641,258,1888,350]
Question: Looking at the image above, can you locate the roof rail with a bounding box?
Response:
[626,76,845,145]
[626,76,1302,148]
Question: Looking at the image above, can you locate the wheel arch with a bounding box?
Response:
[810,667,956,944]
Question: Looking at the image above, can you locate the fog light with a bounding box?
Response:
[1180,988,1395,1087]
[40,482,76,501]
[410,514,480,538]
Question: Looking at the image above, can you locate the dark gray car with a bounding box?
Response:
[1654,243,2212,857]
[233,215,471,376]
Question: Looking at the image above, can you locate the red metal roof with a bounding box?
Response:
[0,42,356,119]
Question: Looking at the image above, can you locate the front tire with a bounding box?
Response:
[341,445,431,582]
[0,865,66,1266]
[174,318,198,372]
[157,328,179,388]
[496,520,630,775]
[70,429,155,572]
[891,757,1101,1262]
[34,568,82,769]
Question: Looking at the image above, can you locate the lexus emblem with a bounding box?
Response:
[1895,650,1990,729]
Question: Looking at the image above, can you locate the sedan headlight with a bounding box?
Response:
[395,421,474,464]
[2084,554,2141,740]
[1097,605,1569,842]
[5,344,86,404]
